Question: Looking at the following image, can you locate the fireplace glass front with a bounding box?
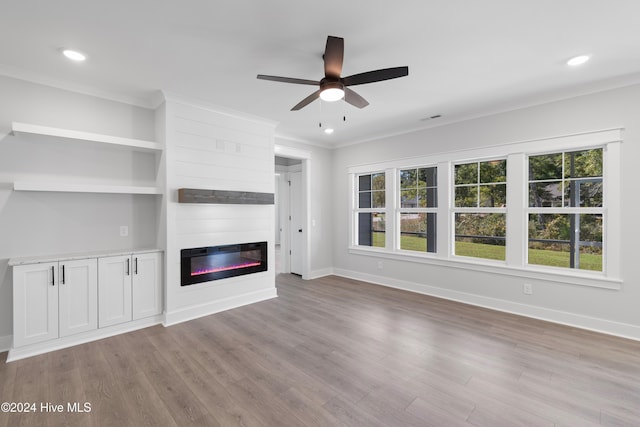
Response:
[181,242,267,286]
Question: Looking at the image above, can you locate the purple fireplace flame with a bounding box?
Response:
[191,261,262,276]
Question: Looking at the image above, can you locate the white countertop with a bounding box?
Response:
[8,248,163,266]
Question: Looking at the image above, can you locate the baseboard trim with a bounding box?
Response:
[6,315,163,362]
[0,334,12,353]
[163,287,278,327]
[307,268,334,280]
[333,268,640,342]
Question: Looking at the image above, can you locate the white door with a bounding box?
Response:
[98,255,133,327]
[12,262,59,347]
[59,258,98,337]
[290,171,303,275]
[132,252,162,320]
[275,174,281,245]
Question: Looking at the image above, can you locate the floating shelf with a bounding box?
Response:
[11,122,162,153]
[14,181,162,195]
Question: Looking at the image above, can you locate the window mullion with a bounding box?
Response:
[506,152,526,267]
[386,167,396,252]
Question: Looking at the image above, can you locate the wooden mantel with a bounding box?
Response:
[177,188,274,205]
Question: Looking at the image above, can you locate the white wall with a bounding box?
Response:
[331,83,640,339]
[159,97,277,325]
[274,138,334,278]
[0,75,157,345]
[2,73,637,350]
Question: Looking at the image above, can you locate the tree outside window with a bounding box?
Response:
[399,167,437,253]
[528,148,603,271]
[453,159,507,261]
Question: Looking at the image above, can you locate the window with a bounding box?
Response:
[399,167,437,252]
[348,128,620,288]
[528,148,603,271]
[453,159,507,261]
[356,172,386,248]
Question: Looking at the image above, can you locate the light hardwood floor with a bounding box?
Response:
[2,274,640,426]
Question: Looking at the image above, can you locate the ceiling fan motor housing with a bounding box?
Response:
[320,78,345,101]
[320,78,344,91]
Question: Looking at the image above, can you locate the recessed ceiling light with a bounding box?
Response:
[567,55,590,66]
[62,49,87,62]
[324,128,334,134]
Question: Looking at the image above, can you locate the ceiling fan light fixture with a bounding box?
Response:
[319,87,344,102]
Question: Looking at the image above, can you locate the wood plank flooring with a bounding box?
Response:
[1,273,640,426]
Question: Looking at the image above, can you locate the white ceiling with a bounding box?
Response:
[1,1,640,147]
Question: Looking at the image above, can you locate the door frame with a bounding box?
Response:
[275,145,311,279]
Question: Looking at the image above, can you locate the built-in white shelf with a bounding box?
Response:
[11,122,162,153]
[14,181,162,195]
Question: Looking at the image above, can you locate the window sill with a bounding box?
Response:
[348,246,621,290]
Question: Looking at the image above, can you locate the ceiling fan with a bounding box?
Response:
[257,36,409,111]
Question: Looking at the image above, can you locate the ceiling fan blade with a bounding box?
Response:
[257,75,319,85]
[342,66,409,86]
[344,88,369,109]
[323,36,344,79]
[291,90,321,111]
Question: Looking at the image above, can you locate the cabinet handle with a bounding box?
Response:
[51,266,55,286]
[126,258,130,276]
[134,257,138,275]
[61,264,65,285]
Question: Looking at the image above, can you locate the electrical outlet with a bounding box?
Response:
[377,261,383,270]
[119,225,129,237]
[523,283,533,295]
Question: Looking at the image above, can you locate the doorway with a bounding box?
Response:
[274,145,311,278]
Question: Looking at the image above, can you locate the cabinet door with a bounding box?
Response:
[59,258,98,337]
[132,252,162,320]
[98,255,132,328]
[13,263,58,347]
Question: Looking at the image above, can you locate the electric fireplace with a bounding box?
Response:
[181,241,267,286]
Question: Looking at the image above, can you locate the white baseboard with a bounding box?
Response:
[163,287,278,327]
[307,267,334,280]
[333,268,640,342]
[6,315,163,362]
[0,334,12,353]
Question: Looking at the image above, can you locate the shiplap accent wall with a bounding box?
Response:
[159,97,277,325]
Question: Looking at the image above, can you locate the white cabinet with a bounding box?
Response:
[12,263,58,347]
[9,250,162,361]
[58,259,98,337]
[98,251,162,327]
[132,252,163,320]
[98,255,133,328]
[12,258,97,347]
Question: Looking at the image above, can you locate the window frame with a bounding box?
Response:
[353,171,387,249]
[397,165,438,254]
[525,147,606,273]
[451,157,508,262]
